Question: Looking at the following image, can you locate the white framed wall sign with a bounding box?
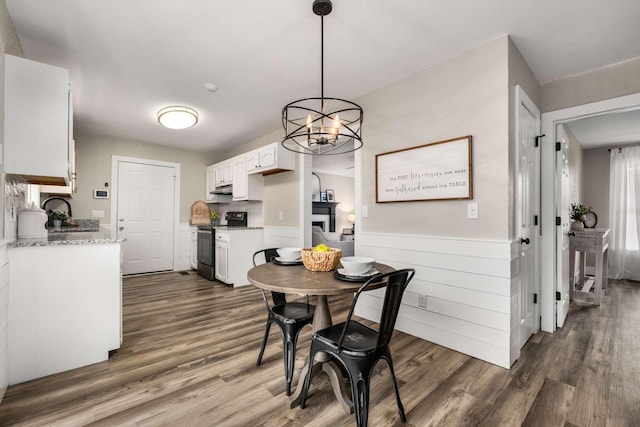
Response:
[375,135,473,203]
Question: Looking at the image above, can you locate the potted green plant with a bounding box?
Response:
[210,209,219,226]
[49,210,68,227]
[570,203,589,230]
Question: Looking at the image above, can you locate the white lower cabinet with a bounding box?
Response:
[214,229,263,287]
[8,243,122,385]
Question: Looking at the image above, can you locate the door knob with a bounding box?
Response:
[520,237,530,245]
[568,231,576,236]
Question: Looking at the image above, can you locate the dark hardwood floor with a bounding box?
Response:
[0,271,638,426]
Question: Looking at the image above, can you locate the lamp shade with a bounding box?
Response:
[347,213,356,223]
[157,106,199,129]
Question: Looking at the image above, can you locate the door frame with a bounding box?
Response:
[540,92,640,332]
[110,156,181,271]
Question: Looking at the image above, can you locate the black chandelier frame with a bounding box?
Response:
[281,0,364,155]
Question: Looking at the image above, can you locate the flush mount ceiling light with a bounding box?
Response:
[157,106,199,129]
[281,0,363,155]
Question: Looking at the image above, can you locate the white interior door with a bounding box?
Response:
[556,126,571,327]
[117,161,175,275]
[516,86,540,349]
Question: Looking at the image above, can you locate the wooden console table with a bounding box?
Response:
[569,228,609,305]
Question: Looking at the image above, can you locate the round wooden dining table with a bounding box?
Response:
[247,261,395,413]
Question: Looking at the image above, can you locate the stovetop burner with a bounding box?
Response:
[225,211,248,227]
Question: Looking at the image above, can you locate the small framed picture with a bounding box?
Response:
[326,189,335,202]
[320,192,328,202]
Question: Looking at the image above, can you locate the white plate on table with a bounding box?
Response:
[337,268,379,278]
[273,257,303,265]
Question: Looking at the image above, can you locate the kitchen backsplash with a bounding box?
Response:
[208,201,263,227]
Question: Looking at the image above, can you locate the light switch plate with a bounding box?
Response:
[361,205,369,218]
[92,210,104,218]
[467,202,478,219]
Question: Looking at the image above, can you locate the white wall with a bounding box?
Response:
[358,37,510,240]
[541,56,640,113]
[353,36,532,368]
[73,134,216,223]
[583,147,610,229]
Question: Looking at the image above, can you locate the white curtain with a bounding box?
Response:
[609,146,640,280]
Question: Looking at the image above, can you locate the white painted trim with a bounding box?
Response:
[300,155,312,248]
[540,92,640,332]
[110,155,181,272]
[354,231,517,368]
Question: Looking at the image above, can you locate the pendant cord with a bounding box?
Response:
[320,13,324,100]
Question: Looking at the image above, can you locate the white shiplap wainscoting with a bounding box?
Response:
[354,231,520,369]
[263,226,303,249]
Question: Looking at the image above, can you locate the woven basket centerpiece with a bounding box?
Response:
[301,247,342,272]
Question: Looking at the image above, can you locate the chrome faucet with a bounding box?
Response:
[41,196,73,218]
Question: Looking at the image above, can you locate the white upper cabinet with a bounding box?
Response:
[231,155,263,201]
[246,142,295,175]
[4,55,72,185]
[214,161,233,187]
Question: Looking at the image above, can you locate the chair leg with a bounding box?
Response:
[256,319,272,367]
[348,368,372,427]
[282,326,300,396]
[299,344,318,409]
[385,356,406,422]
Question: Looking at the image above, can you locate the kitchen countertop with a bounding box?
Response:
[9,227,124,248]
[211,225,264,231]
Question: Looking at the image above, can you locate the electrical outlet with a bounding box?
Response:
[278,211,283,220]
[418,294,428,308]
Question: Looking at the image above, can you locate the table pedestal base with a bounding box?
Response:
[287,356,353,414]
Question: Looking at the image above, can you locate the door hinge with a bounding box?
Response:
[533,293,538,304]
[555,142,561,151]
[535,134,545,147]
[534,215,538,226]
[555,291,561,301]
[556,216,561,226]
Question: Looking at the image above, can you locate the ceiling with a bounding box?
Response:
[564,109,640,149]
[6,0,640,155]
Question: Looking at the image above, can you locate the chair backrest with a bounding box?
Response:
[252,248,280,267]
[339,268,415,349]
[252,248,286,306]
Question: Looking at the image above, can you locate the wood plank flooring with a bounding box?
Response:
[0,272,638,426]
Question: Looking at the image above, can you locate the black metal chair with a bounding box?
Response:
[253,248,315,396]
[299,268,415,427]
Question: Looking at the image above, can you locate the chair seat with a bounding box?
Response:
[272,302,315,324]
[314,320,378,355]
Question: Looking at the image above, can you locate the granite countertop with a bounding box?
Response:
[10,227,124,248]
[211,225,264,230]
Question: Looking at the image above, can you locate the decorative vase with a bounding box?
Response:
[211,218,219,226]
[53,219,62,227]
[570,221,584,231]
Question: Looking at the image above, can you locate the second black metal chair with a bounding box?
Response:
[299,268,415,427]
[253,248,315,396]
